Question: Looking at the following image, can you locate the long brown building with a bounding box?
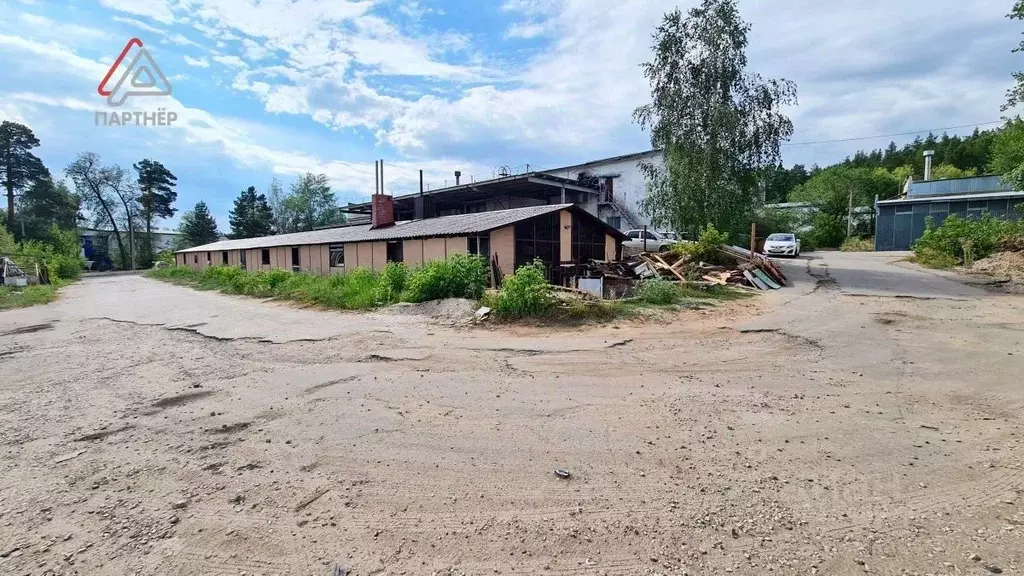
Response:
[175,198,626,283]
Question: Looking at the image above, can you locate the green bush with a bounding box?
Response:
[374,261,408,305]
[913,214,1022,268]
[404,253,488,302]
[491,260,553,319]
[634,278,679,305]
[49,253,84,280]
[840,237,874,252]
[807,212,846,248]
[671,224,730,264]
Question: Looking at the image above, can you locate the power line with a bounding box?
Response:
[782,120,1005,147]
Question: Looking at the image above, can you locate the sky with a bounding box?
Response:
[0,0,1021,230]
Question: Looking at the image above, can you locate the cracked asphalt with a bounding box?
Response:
[1,256,1023,576]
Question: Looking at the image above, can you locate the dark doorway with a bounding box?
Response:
[291,246,300,269]
[222,251,229,265]
[240,250,247,269]
[514,212,560,281]
[386,241,403,262]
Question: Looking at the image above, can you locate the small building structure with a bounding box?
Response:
[875,175,1024,251]
[175,198,626,285]
[340,150,664,233]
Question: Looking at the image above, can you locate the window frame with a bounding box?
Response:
[329,244,345,268]
[261,249,271,266]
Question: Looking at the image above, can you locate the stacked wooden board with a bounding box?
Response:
[717,245,788,290]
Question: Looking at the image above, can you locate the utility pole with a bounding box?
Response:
[846,188,854,238]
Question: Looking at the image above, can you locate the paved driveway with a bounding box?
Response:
[796,251,987,300]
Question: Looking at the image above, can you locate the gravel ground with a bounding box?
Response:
[0,256,1022,576]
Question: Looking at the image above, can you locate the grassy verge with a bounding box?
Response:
[147,255,488,310]
[0,281,66,310]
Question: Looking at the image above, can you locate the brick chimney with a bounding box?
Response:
[371,194,394,229]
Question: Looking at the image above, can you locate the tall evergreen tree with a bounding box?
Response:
[178,201,220,248]
[19,177,80,243]
[134,159,177,264]
[228,186,275,239]
[633,0,797,237]
[0,121,50,236]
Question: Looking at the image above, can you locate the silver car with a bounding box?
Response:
[623,229,677,254]
[763,233,801,257]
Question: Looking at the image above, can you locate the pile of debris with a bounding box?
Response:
[579,244,788,292]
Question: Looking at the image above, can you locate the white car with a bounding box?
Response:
[763,233,801,257]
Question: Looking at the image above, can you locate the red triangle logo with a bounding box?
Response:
[97,37,144,97]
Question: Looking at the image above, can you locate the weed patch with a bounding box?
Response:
[0,282,64,310]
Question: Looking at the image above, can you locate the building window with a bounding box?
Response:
[206,251,212,264]
[386,240,403,262]
[222,251,229,265]
[895,205,913,215]
[329,244,345,267]
[291,246,300,269]
[468,236,490,259]
[193,254,198,264]
[261,249,271,265]
[240,250,247,268]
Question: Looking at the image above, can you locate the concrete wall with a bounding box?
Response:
[371,242,387,271]
[422,238,446,262]
[490,226,514,277]
[542,151,663,232]
[403,240,424,267]
[445,237,468,255]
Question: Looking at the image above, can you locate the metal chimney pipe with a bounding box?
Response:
[419,170,424,196]
[379,159,384,195]
[374,161,379,194]
[923,150,935,181]
[454,170,462,186]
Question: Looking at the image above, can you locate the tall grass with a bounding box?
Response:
[148,256,487,310]
[0,282,64,310]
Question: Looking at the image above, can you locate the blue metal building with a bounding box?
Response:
[874,175,1024,251]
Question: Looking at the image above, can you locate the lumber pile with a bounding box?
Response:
[578,243,788,292]
[716,245,788,290]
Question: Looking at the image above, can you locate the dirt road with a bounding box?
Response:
[1,253,1022,576]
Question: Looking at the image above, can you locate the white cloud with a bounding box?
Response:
[99,0,176,24]
[112,16,165,36]
[213,54,247,69]
[17,14,106,40]
[183,55,210,68]
[240,38,268,61]
[167,33,202,48]
[505,22,547,40]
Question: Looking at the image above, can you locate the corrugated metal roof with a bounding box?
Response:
[177,204,575,253]
[877,190,1024,205]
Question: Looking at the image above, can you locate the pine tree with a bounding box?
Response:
[228,186,275,239]
[134,159,177,265]
[178,201,220,248]
[0,121,50,236]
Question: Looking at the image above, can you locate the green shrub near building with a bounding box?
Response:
[912,214,1024,268]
